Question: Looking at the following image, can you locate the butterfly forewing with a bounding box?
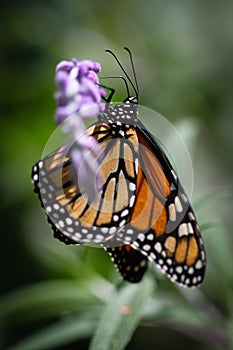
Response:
[32,122,138,245]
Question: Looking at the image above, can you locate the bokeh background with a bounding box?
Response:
[1,1,233,349]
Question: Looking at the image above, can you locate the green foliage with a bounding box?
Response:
[1,1,233,349]
[0,280,101,324]
[4,316,97,350]
[90,278,154,350]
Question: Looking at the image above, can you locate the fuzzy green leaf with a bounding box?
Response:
[89,277,154,350]
[0,280,101,324]
[6,315,96,350]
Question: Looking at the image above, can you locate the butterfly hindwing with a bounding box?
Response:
[125,124,206,287]
[107,244,148,283]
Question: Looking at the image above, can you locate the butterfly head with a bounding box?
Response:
[124,96,138,105]
[99,48,139,126]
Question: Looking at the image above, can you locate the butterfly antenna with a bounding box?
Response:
[105,49,138,99]
[124,47,139,97]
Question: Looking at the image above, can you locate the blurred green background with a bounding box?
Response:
[1,1,233,349]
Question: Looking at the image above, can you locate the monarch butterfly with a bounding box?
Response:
[32,48,206,287]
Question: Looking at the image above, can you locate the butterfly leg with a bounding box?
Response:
[98,83,115,103]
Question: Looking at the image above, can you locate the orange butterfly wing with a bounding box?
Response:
[32,123,139,245]
[124,124,206,287]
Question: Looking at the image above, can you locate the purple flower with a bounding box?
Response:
[55,58,106,124]
[54,57,106,200]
